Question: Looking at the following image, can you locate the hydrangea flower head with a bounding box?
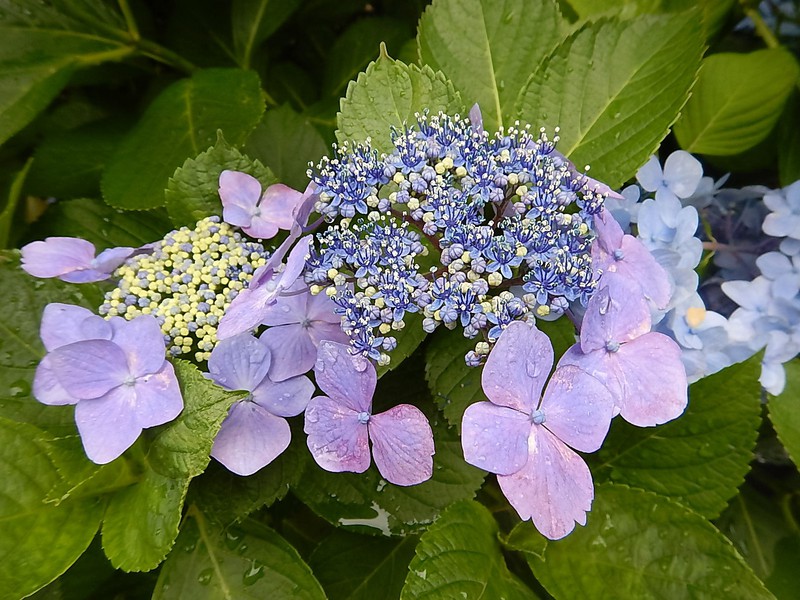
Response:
[219,170,310,240]
[21,237,133,283]
[304,341,434,486]
[762,180,800,242]
[206,333,314,475]
[34,303,183,464]
[636,151,702,204]
[461,320,614,539]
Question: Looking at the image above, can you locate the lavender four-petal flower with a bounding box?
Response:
[304,341,434,486]
[561,278,688,427]
[461,320,614,540]
[21,237,133,283]
[206,333,314,476]
[33,304,183,464]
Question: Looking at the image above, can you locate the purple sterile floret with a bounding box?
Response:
[33,304,183,464]
[592,208,672,309]
[21,237,133,283]
[461,320,614,540]
[219,170,310,240]
[304,341,434,486]
[259,282,349,381]
[561,278,688,427]
[205,333,313,476]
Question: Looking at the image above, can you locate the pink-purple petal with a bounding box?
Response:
[314,341,375,413]
[49,340,130,399]
[33,355,78,406]
[242,216,280,240]
[40,303,111,351]
[219,170,261,213]
[109,315,167,378]
[211,401,292,476]
[207,333,271,392]
[260,284,310,326]
[305,290,345,324]
[304,394,370,474]
[222,203,254,228]
[540,365,614,453]
[307,321,349,347]
[252,374,314,418]
[260,183,304,230]
[580,281,651,354]
[131,361,184,429]
[74,386,141,464]
[20,237,95,278]
[482,320,552,414]
[498,426,594,540]
[216,284,277,340]
[260,324,317,381]
[92,246,134,272]
[461,401,531,475]
[369,404,434,486]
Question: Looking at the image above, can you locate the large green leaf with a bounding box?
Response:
[165,132,275,227]
[401,500,537,600]
[308,530,419,600]
[768,360,800,469]
[231,0,302,68]
[336,50,463,155]
[418,0,570,132]
[0,158,32,248]
[102,69,265,210]
[0,418,105,600]
[592,356,762,519]
[523,483,774,599]
[674,49,800,156]
[245,105,327,190]
[146,360,244,480]
[515,12,704,188]
[152,509,326,599]
[0,252,103,432]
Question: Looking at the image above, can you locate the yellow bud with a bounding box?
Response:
[536,305,550,317]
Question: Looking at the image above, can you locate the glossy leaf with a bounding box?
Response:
[418,0,570,132]
[336,49,463,155]
[152,510,326,599]
[516,12,704,188]
[674,49,800,156]
[232,0,302,68]
[525,483,773,599]
[401,500,536,600]
[769,360,800,469]
[593,356,762,519]
[102,69,265,210]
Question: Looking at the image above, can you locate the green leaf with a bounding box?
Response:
[165,131,275,227]
[376,312,428,379]
[336,49,463,155]
[0,251,103,432]
[102,69,265,210]
[515,12,704,188]
[592,356,762,519]
[308,530,419,600]
[418,0,570,132]
[101,457,191,572]
[525,483,774,599]
[152,509,327,599]
[232,0,302,69]
[778,94,800,189]
[146,360,244,480]
[401,500,537,600]
[0,418,105,600]
[0,158,32,248]
[244,105,327,190]
[0,26,131,148]
[323,17,412,97]
[769,360,800,469]
[30,198,172,250]
[504,521,547,560]
[674,49,800,156]
[28,120,128,199]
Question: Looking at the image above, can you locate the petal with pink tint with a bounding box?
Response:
[461,401,531,475]
[110,315,167,378]
[74,386,141,464]
[369,404,434,486]
[243,216,280,240]
[92,246,134,273]
[260,324,317,381]
[219,170,261,215]
[260,284,309,326]
[593,209,625,255]
[260,184,304,230]
[498,426,594,540]
[49,340,130,399]
[40,303,111,351]
[304,394,370,474]
[252,374,313,418]
[33,355,78,405]
[211,401,292,476]
[559,343,622,403]
[580,282,650,354]
[21,237,95,278]
[482,321,552,414]
[307,321,349,347]
[314,341,375,413]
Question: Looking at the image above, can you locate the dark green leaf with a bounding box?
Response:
[336,49,463,155]
[418,0,570,132]
[769,360,800,469]
[778,94,800,192]
[504,521,547,560]
[526,483,773,599]
[593,356,762,519]
[102,69,265,210]
[516,12,704,188]
[152,509,326,599]
[401,500,537,600]
[0,158,32,248]
[146,360,244,480]
[245,105,327,190]
[376,312,428,379]
[0,418,105,600]
[232,0,302,69]
[674,49,800,156]
[165,131,275,227]
[309,530,419,600]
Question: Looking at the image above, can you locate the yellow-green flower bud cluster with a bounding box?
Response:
[99,216,269,362]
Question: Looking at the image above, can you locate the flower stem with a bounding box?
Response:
[741,1,781,48]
